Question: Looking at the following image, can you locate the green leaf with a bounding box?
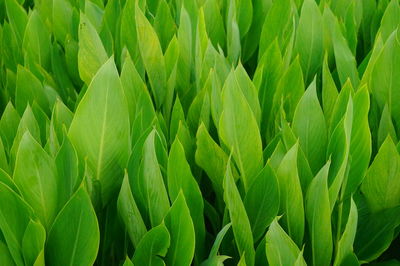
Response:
[219,69,263,191]
[305,161,333,266]
[15,65,50,115]
[370,30,400,133]
[233,0,252,38]
[46,187,99,266]
[117,172,147,248]
[345,85,371,197]
[208,223,232,259]
[132,223,170,266]
[223,160,255,266]
[52,0,75,45]
[168,138,205,259]
[0,241,15,266]
[154,0,176,51]
[69,58,130,205]
[0,102,20,153]
[378,104,398,148]
[135,3,166,108]
[292,79,327,175]
[10,105,41,165]
[13,132,58,229]
[203,0,226,49]
[293,0,323,84]
[22,219,45,266]
[329,7,360,88]
[276,143,304,247]
[244,163,279,242]
[334,199,358,266]
[195,123,235,198]
[259,0,292,58]
[378,0,400,42]
[361,136,400,212]
[355,206,400,262]
[322,55,339,125]
[164,192,195,266]
[22,10,51,71]
[78,12,108,85]
[265,218,306,266]
[0,182,33,266]
[5,0,27,43]
[55,135,80,209]
[136,130,170,227]
[273,57,304,122]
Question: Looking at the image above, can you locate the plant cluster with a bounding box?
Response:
[0,0,400,265]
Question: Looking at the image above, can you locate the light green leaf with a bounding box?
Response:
[293,0,323,84]
[164,192,195,266]
[55,135,80,209]
[168,139,205,259]
[322,55,339,125]
[0,102,20,153]
[361,136,400,212]
[223,161,255,266]
[219,69,263,191]
[334,198,358,266]
[265,218,306,266]
[259,0,292,58]
[244,163,279,242]
[292,79,327,174]
[69,58,130,205]
[14,132,58,229]
[135,4,166,108]
[345,85,371,197]
[117,172,147,248]
[46,187,99,266]
[137,130,170,227]
[78,13,108,85]
[22,220,45,266]
[306,161,333,266]
[195,123,236,198]
[132,223,170,266]
[329,8,360,88]
[15,65,49,115]
[0,182,33,266]
[378,104,398,148]
[370,30,400,133]
[276,143,304,247]
[273,57,304,122]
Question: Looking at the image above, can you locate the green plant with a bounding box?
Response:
[1,0,400,265]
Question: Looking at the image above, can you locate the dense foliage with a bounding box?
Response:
[1,0,400,265]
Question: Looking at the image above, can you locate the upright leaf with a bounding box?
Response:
[168,139,205,259]
[244,163,279,242]
[292,79,327,174]
[0,182,33,266]
[265,218,307,266]
[46,187,100,266]
[293,0,323,84]
[361,136,400,212]
[219,70,263,191]
[14,132,58,229]
[135,4,166,108]
[132,223,170,266]
[164,192,195,266]
[223,161,255,266]
[69,58,130,204]
[334,199,358,266]
[117,172,147,248]
[305,162,333,266]
[276,143,304,246]
[78,13,108,85]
